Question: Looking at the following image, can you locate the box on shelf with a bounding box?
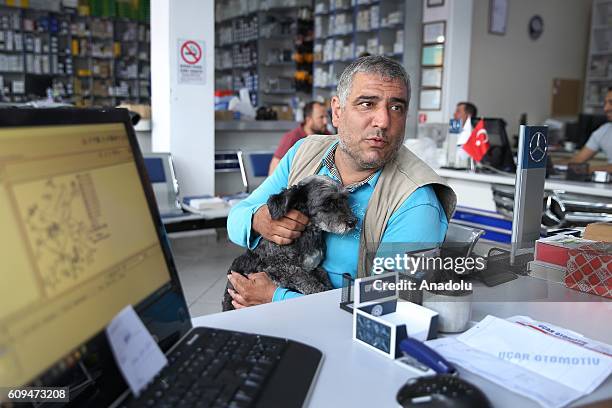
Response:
[271,105,293,121]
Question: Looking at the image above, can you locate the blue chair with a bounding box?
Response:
[143,153,183,217]
[237,151,274,193]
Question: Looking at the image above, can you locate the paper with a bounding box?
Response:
[427,337,580,408]
[458,316,611,394]
[106,305,168,397]
[427,315,612,408]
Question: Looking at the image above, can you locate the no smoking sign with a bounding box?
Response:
[178,39,206,84]
[180,40,202,65]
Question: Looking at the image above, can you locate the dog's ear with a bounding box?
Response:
[267,187,292,219]
[267,184,308,219]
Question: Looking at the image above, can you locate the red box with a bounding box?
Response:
[564,243,612,298]
[535,235,592,267]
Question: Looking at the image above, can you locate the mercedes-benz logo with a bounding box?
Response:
[529,131,547,163]
[371,304,383,317]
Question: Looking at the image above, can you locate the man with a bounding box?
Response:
[226,56,456,309]
[268,101,328,175]
[571,88,612,172]
[454,101,478,126]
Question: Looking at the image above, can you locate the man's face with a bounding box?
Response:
[604,90,612,122]
[454,104,468,124]
[330,72,408,169]
[306,103,328,134]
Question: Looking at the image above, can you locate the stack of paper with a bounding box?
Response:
[426,315,612,408]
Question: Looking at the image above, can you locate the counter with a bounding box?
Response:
[435,168,612,243]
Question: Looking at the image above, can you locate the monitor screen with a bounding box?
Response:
[0,117,181,391]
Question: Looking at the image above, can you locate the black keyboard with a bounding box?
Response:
[123,327,322,408]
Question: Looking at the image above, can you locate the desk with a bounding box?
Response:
[163,208,229,234]
[192,278,612,408]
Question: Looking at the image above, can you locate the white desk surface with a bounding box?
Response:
[436,168,612,198]
[192,277,612,408]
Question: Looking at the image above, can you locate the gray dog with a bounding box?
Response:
[222,175,357,311]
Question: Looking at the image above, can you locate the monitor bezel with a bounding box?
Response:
[0,108,192,405]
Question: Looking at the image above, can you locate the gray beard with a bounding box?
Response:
[337,137,401,170]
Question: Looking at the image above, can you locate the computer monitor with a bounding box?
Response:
[573,113,607,148]
[479,118,516,173]
[0,108,190,404]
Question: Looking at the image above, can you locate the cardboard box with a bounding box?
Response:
[565,243,612,298]
[583,222,612,242]
[535,235,593,268]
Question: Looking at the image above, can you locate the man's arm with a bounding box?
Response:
[268,156,281,175]
[375,185,448,267]
[227,139,306,249]
[570,146,597,164]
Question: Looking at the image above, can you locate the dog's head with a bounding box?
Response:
[267,175,357,234]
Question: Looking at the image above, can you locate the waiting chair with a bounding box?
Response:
[237,150,274,193]
[143,153,183,217]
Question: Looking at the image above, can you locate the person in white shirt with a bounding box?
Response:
[571,88,612,172]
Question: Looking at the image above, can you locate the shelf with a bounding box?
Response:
[262,89,296,95]
[259,34,296,40]
[217,38,258,47]
[587,76,612,81]
[379,23,404,30]
[261,62,294,67]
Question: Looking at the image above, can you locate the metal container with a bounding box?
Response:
[422,290,473,333]
[592,171,611,183]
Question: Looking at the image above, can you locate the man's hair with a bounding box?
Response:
[303,101,324,120]
[336,55,410,108]
[458,101,478,118]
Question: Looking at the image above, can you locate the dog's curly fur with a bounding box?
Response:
[222,175,357,311]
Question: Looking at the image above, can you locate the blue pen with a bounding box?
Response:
[399,338,457,375]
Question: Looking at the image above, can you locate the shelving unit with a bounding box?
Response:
[312,0,404,101]
[214,0,313,109]
[0,3,149,107]
[583,0,612,112]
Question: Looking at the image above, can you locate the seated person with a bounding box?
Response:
[571,88,612,172]
[226,56,456,309]
[454,101,478,126]
[268,101,329,175]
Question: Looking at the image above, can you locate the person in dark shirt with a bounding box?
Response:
[268,101,328,175]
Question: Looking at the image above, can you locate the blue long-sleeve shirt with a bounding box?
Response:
[227,139,448,301]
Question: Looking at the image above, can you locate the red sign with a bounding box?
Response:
[180,40,202,65]
[418,113,427,123]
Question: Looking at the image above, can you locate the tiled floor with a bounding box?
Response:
[168,231,244,318]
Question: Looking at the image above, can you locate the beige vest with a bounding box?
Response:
[287,135,457,277]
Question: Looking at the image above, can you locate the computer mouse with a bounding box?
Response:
[396,374,491,408]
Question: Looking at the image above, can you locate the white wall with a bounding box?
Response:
[419,0,473,124]
[469,0,591,129]
[151,0,215,196]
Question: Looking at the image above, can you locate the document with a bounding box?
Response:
[106,305,168,397]
[427,315,612,408]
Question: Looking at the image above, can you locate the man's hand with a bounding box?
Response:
[227,271,277,309]
[252,205,309,245]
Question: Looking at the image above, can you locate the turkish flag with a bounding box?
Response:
[462,119,490,162]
